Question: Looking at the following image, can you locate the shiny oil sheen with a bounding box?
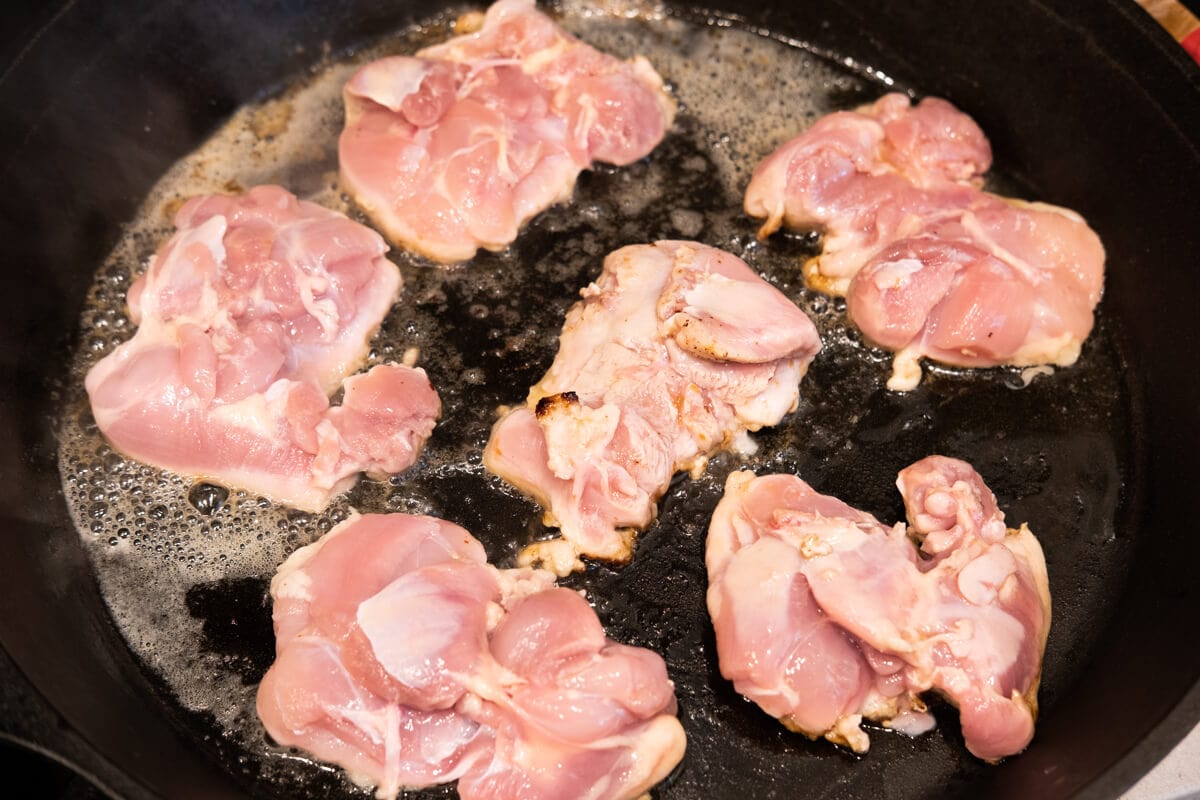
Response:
[54,3,1134,798]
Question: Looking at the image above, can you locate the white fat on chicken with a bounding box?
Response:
[339,0,675,263]
[484,241,821,575]
[705,456,1051,762]
[256,513,686,800]
[744,92,1105,389]
[84,185,440,512]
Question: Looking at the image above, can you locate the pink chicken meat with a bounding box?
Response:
[257,513,686,800]
[706,456,1051,762]
[744,93,1105,389]
[84,186,440,512]
[483,241,822,575]
[339,0,675,262]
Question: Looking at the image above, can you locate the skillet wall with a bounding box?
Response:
[0,1,1197,798]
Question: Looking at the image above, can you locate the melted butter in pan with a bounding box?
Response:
[56,4,1129,798]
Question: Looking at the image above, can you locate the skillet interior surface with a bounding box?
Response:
[2,1,1199,799]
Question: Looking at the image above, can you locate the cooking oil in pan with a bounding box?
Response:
[56,3,1131,798]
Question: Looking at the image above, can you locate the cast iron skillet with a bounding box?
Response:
[1,1,1198,798]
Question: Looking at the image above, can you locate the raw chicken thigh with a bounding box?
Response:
[484,241,821,575]
[257,513,686,800]
[744,93,1105,389]
[706,456,1051,762]
[339,0,675,262]
[85,186,439,512]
